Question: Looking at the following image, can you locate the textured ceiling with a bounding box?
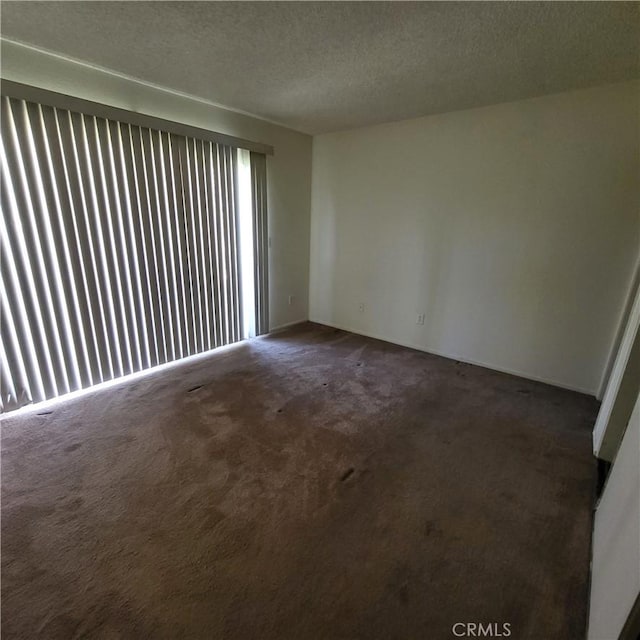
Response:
[1,1,639,134]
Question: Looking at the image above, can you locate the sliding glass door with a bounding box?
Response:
[0,95,268,412]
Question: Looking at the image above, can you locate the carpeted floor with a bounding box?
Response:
[1,323,598,639]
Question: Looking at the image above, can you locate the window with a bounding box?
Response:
[0,90,268,412]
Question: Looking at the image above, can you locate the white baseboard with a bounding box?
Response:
[267,319,309,334]
[310,317,595,397]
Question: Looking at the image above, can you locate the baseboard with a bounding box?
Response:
[267,319,309,334]
[310,318,596,397]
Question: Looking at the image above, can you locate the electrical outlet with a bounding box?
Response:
[288,295,295,306]
[358,303,365,313]
[416,313,425,325]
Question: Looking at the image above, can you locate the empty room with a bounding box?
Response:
[1,2,639,639]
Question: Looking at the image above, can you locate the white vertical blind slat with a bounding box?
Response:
[185,138,205,353]
[250,152,269,335]
[166,133,189,359]
[206,143,224,348]
[218,145,233,344]
[193,139,212,353]
[176,137,198,355]
[212,144,229,345]
[155,131,183,361]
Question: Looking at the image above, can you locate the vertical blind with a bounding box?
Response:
[1,95,268,412]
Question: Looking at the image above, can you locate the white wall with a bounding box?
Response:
[310,82,640,394]
[1,39,312,331]
[588,391,640,640]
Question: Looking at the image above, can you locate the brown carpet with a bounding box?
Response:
[1,323,598,639]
